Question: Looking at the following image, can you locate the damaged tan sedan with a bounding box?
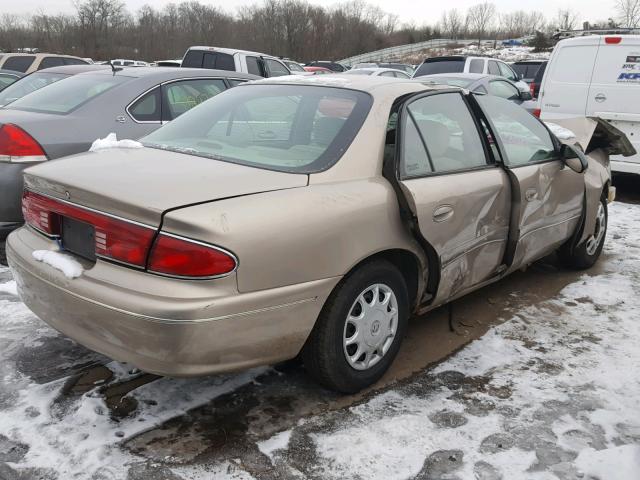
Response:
[7,76,632,393]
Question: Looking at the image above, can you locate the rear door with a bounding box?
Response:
[395,91,511,303]
[586,36,640,171]
[476,94,584,270]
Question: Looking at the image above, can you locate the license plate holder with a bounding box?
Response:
[61,217,96,261]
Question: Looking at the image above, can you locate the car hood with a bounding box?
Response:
[23,147,309,226]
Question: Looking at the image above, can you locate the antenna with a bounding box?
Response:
[108,60,123,74]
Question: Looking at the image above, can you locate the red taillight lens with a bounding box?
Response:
[22,190,155,267]
[529,82,536,97]
[533,108,541,118]
[0,124,46,162]
[148,233,237,278]
[605,36,622,44]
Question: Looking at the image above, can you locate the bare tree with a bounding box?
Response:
[555,9,580,31]
[467,2,496,45]
[440,9,464,40]
[616,0,640,27]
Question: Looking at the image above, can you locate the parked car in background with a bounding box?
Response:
[0,53,89,73]
[0,70,24,91]
[111,59,149,67]
[539,35,640,174]
[529,61,547,99]
[305,61,348,72]
[418,73,534,110]
[378,63,415,75]
[303,66,332,74]
[282,60,307,74]
[181,46,291,78]
[7,76,626,394]
[0,67,258,238]
[153,60,181,67]
[414,56,529,93]
[344,67,411,78]
[353,62,378,69]
[511,60,545,84]
[0,64,107,107]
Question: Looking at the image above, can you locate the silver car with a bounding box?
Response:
[0,67,258,239]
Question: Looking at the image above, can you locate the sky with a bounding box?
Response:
[0,0,617,26]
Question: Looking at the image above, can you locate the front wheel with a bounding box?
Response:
[302,260,409,393]
[560,197,608,269]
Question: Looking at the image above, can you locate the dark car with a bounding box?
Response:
[0,70,24,92]
[511,60,544,84]
[529,61,547,99]
[0,67,258,239]
[305,61,348,72]
[0,64,108,107]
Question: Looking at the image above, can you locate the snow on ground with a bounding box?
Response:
[0,201,639,479]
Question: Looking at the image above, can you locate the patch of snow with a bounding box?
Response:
[172,461,256,479]
[257,429,292,459]
[574,445,640,480]
[32,250,83,278]
[545,122,576,140]
[0,280,18,296]
[89,133,143,152]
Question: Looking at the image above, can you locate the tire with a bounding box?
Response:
[303,260,409,394]
[560,196,608,269]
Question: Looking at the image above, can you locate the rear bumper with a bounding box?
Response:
[7,227,339,376]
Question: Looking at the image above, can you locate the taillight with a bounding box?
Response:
[529,82,536,97]
[22,190,155,267]
[533,108,541,118]
[0,124,47,163]
[605,36,622,44]
[148,233,237,278]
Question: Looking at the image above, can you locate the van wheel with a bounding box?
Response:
[303,260,409,394]
[560,197,607,269]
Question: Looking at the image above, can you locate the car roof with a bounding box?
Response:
[0,53,84,60]
[37,64,110,75]
[347,67,402,73]
[73,66,258,81]
[513,60,544,64]
[186,46,279,59]
[420,72,488,80]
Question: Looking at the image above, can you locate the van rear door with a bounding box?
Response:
[540,37,600,120]
[586,36,640,173]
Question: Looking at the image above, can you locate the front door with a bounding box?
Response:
[395,91,511,304]
[475,94,584,270]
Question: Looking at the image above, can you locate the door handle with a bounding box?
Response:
[525,188,538,202]
[433,205,454,222]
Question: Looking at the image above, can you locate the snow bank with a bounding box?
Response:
[89,133,143,152]
[32,250,83,278]
[545,122,576,140]
[257,429,292,459]
[575,445,640,480]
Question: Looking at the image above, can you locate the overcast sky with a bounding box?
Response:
[2,0,616,25]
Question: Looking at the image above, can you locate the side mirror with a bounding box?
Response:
[520,90,533,101]
[560,143,588,173]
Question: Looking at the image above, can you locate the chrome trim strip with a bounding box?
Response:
[519,214,581,241]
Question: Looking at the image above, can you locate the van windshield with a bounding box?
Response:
[142,84,372,174]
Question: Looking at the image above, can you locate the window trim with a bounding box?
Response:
[473,93,561,169]
[263,57,291,77]
[396,89,496,181]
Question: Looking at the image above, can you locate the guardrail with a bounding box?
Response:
[338,38,477,66]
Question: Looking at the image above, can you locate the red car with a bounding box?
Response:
[303,66,333,74]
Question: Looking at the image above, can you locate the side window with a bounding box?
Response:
[0,74,17,90]
[129,87,161,122]
[476,95,556,166]
[39,57,66,69]
[181,50,204,68]
[246,56,262,76]
[64,57,88,66]
[4,56,35,73]
[488,60,500,76]
[488,80,520,100]
[401,92,488,176]
[469,59,484,73]
[380,71,396,77]
[474,84,488,94]
[162,79,226,121]
[265,59,290,77]
[228,79,247,87]
[498,62,517,81]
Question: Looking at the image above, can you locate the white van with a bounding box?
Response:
[539,35,640,174]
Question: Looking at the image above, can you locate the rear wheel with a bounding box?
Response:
[303,260,409,393]
[560,197,607,269]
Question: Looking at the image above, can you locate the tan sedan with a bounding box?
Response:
[6,76,631,393]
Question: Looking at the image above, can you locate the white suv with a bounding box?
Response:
[181,46,291,78]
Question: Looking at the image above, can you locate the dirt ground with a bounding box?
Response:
[0,174,638,479]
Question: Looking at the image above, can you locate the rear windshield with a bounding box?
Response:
[142,84,372,174]
[512,63,541,80]
[0,72,69,106]
[344,70,374,75]
[414,59,465,77]
[3,56,35,73]
[422,76,474,88]
[7,73,129,114]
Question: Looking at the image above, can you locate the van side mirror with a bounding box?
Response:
[520,90,533,101]
[560,143,588,173]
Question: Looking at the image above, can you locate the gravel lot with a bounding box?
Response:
[0,188,638,479]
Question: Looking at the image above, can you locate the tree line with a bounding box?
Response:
[0,0,629,62]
